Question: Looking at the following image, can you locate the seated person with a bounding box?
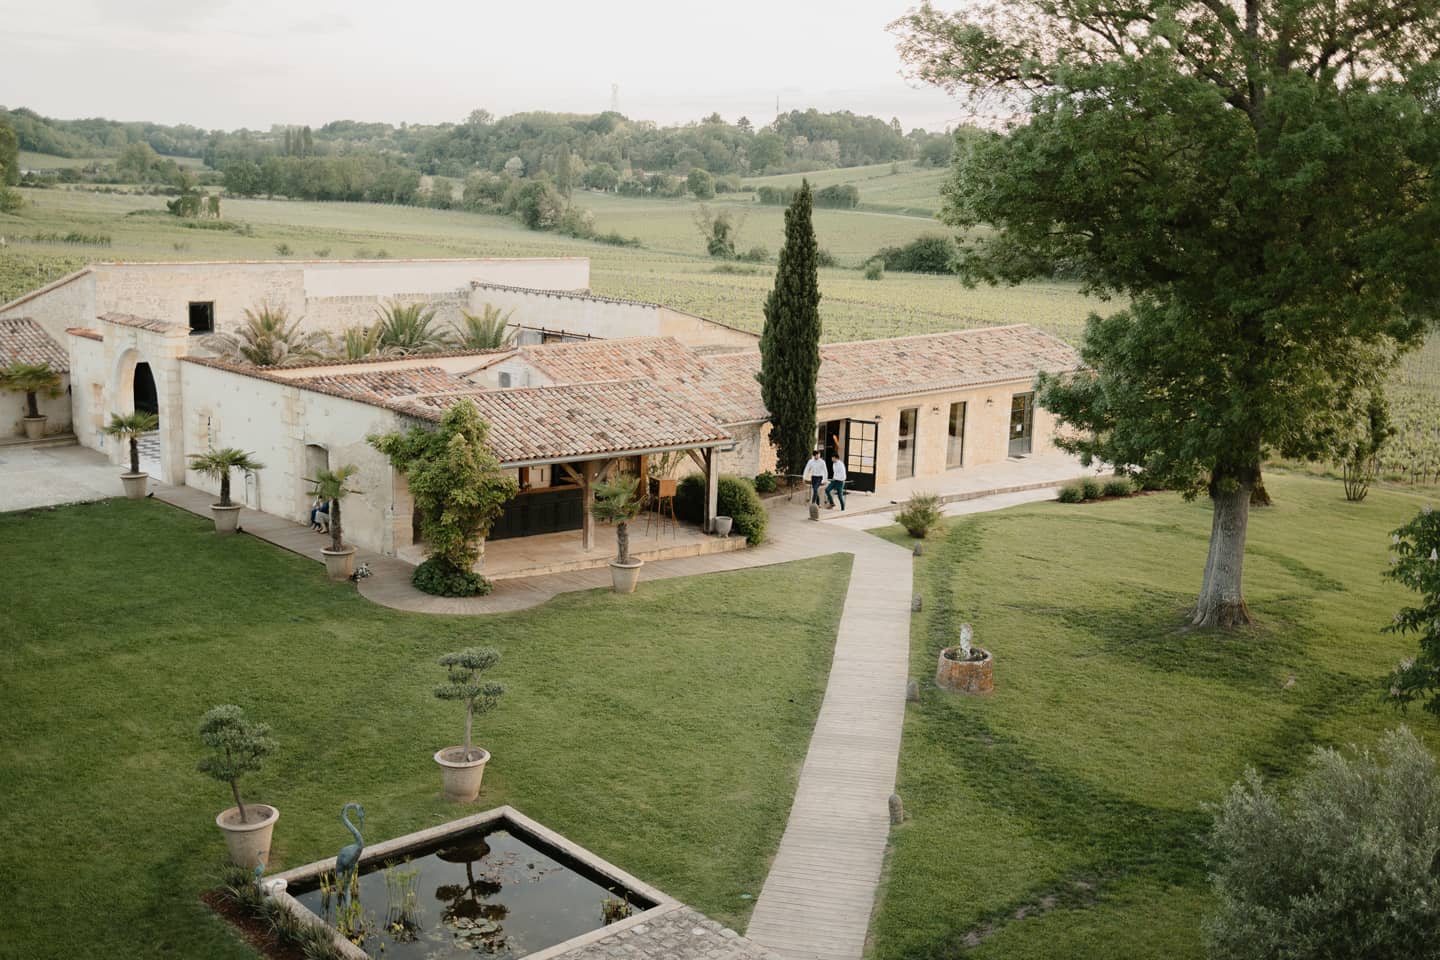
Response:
[309,498,329,531]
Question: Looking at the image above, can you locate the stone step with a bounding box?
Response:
[0,432,79,450]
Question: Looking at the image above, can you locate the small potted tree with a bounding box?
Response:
[0,361,63,440]
[935,623,994,694]
[187,447,265,534]
[432,647,505,803]
[103,411,160,498]
[591,472,645,593]
[311,464,361,580]
[198,704,279,868]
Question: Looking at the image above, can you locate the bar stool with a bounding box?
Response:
[646,476,678,538]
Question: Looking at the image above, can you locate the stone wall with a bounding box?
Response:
[470,283,757,349]
[178,361,409,556]
[0,270,97,349]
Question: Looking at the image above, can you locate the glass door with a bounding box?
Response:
[897,407,919,479]
[947,402,966,468]
[1009,392,1034,457]
[844,419,878,492]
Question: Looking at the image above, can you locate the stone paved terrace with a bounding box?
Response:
[549,906,782,960]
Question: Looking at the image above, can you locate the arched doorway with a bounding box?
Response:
[133,362,159,420]
[131,361,162,477]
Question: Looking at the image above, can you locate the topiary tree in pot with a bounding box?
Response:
[591,472,646,593]
[309,464,361,581]
[188,448,265,534]
[432,647,505,803]
[198,704,279,868]
[103,411,159,498]
[0,360,63,440]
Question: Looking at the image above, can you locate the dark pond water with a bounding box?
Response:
[291,821,651,959]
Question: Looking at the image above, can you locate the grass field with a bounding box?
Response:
[0,498,851,959]
[18,150,209,171]
[865,472,1440,959]
[743,160,951,217]
[0,185,1111,343]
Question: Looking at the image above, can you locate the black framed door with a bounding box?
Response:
[1009,392,1035,457]
[844,419,878,493]
[488,487,584,540]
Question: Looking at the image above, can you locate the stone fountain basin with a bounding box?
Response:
[265,805,672,960]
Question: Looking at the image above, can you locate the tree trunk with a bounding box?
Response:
[330,498,343,551]
[1250,472,1272,507]
[129,436,140,475]
[219,472,231,507]
[25,390,39,419]
[617,521,630,564]
[463,700,474,761]
[231,778,249,824]
[1192,481,1254,628]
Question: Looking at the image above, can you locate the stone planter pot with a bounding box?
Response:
[936,646,994,694]
[211,504,242,535]
[713,515,733,538]
[216,803,279,869]
[22,416,46,440]
[609,558,643,594]
[322,546,356,581]
[120,472,149,500]
[434,746,491,803]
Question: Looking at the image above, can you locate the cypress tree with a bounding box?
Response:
[758,179,822,477]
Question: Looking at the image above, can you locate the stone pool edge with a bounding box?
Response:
[264,804,680,960]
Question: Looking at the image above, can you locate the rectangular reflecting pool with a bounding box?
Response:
[273,807,666,960]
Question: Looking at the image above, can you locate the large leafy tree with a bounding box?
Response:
[896,0,1440,628]
[758,180,822,477]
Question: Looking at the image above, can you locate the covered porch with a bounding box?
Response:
[392,379,738,577]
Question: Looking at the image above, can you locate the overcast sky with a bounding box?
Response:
[2,0,967,133]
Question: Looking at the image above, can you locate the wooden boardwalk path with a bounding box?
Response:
[743,527,913,960]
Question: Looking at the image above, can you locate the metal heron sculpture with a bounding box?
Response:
[336,802,365,909]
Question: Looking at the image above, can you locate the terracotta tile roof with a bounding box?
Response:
[293,367,477,403]
[706,324,1082,410]
[393,380,732,465]
[100,312,185,333]
[517,337,761,425]
[0,318,69,372]
[67,327,104,342]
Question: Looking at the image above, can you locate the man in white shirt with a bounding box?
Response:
[801,449,828,506]
[825,456,848,511]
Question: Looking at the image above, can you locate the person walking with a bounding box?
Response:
[802,448,828,507]
[825,456,848,511]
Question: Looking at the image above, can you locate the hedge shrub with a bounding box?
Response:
[1057,484,1084,503]
[412,557,493,597]
[896,492,944,538]
[1080,477,1104,500]
[1102,477,1133,498]
[676,473,769,544]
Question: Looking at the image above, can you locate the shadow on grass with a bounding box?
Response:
[901,710,1208,958]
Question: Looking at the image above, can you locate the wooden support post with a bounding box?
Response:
[581,460,597,551]
[705,448,719,533]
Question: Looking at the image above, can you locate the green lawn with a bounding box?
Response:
[0,498,851,959]
[866,472,1440,960]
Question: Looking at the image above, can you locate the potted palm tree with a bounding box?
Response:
[188,447,265,534]
[311,464,361,580]
[0,361,63,440]
[198,704,279,868]
[432,648,505,803]
[103,411,160,498]
[591,473,646,593]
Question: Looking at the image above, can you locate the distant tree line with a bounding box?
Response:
[4,103,968,180]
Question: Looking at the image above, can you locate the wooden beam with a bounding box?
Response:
[685,448,708,474]
[560,463,583,485]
